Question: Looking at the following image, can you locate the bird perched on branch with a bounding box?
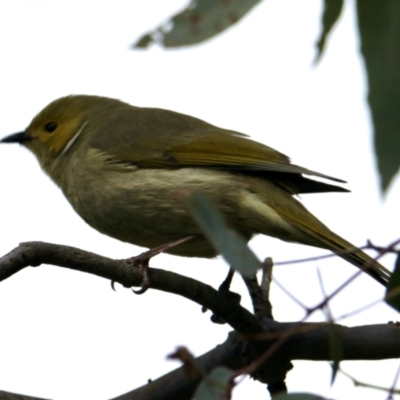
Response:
[1,95,391,286]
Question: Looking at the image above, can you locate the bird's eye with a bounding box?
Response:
[44,122,58,133]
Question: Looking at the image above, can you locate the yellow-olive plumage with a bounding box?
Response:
[1,95,391,285]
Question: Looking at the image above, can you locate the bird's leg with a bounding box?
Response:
[130,257,151,295]
[202,268,235,314]
[218,268,235,292]
[205,268,241,324]
[125,235,195,294]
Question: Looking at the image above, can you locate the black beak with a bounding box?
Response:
[0,132,31,143]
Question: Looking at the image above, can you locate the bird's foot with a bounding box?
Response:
[125,235,195,295]
[204,268,241,324]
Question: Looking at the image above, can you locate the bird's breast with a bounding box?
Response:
[60,153,251,256]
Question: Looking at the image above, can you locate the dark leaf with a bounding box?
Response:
[356,0,400,191]
[315,0,344,63]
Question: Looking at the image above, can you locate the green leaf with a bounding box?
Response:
[183,190,261,277]
[134,33,154,49]
[356,0,400,191]
[193,366,234,400]
[315,0,344,63]
[385,251,400,311]
[133,0,262,48]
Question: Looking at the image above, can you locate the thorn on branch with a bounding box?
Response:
[124,236,194,294]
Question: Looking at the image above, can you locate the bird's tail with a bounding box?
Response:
[326,237,391,286]
[248,178,392,286]
[294,220,391,286]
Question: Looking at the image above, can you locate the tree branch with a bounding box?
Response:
[0,242,265,335]
[114,322,400,399]
[1,242,399,400]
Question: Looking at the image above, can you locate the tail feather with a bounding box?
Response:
[329,241,391,286]
[249,178,391,286]
[296,223,391,286]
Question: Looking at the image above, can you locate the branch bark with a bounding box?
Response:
[114,322,400,400]
[1,242,399,400]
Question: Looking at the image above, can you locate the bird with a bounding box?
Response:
[0,95,391,286]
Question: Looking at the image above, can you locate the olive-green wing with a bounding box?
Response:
[164,132,349,194]
[166,132,345,180]
[91,106,347,193]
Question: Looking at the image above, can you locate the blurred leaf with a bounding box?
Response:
[274,393,333,400]
[134,34,154,48]
[183,190,261,277]
[315,0,343,63]
[356,0,400,192]
[385,251,400,311]
[193,366,234,400]
[133,0,262,48]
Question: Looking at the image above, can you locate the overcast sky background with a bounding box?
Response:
[0,1,399,399]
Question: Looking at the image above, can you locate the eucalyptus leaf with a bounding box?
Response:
[184,190,261,277]
[315,0,343,63]
[134,0,262,48]
[356,0,400,191]
[193,366,234,400]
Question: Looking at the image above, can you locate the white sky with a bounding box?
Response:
[0,1,399,399]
